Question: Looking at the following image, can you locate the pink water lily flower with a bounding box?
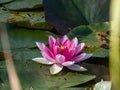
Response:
[32,35,92,74]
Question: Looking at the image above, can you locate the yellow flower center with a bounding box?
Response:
[58,45,72,51]
[58,46,66,50]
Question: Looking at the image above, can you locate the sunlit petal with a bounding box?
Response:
[49,36,56,48]
[62,61,75,66]
[70,53,86,62]
[70,37,78,48]
[50,64,63,74]
[36,42,55,62]
[75,53,92,63]
[56,54,65,63]
[41,52,56,62]
[67,64,87,71]
[61,35,69,44]
[75,43,85,55]
[32,57,53,64]
[63,39,70,47]
[36,42,43,50]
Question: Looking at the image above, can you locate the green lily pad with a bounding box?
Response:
[59,87,92,90]
[11,49,41,60]
[0,68,10,90]
[4,0,43,10]
[0,8,53,30]
[0,0,13,4]
[67,22,110,57]
[83,47,109,58]
[0,23,55,60]
[0,23,55,50]
[44,0,110,34]
[0,61,95,90]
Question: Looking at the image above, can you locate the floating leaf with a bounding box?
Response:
[83,47,109,58]
[0,61,95,90]
[60,87,90,90]
[0,0,13,4]
[44,0,110,34]
[4,0,43,10]
[10,49,41,60]
[0,67,10,90]
[0,23,55,60]
[0,8,53,30]
[67,22,110,57]
[0,24,55,50]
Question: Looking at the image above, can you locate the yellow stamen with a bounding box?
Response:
[58,46,66,50]
[69,48,72,51]
[58,45,72,51]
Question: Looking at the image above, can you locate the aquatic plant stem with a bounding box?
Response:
[110,0,120,90]
[0,23,22,90]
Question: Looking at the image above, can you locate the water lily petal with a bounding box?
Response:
[67,64,87,71]
[61,35,69,44]
[62,61,75,66]
[36,42,43,50]
[70,53,92,63]
[75,53,92,63]
[63,39,70,48]
[56,35,68,45]
[36,42,50,53]
[81,54,93,60]
[51,44,58,55]
[75,43,85,55]
[56,54,65,63]
[49,36,56,48]
[32,57,54,64]
[70,37,78,48]
[36,42,55,62]
[50,64,63,74]
[42,52,56,62]
[48,36,58,55]
[70,53,86,62]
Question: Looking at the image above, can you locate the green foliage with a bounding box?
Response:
[0,0,110,89]
[0,0,13,4]
[4,0,43,10]
[67,22,110,57]
[0,23,55,60]
[0,23,95,89]
[44,0,110,34]
[0,0,53,30]
[0,8,52,30]
[0,61,95,90]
